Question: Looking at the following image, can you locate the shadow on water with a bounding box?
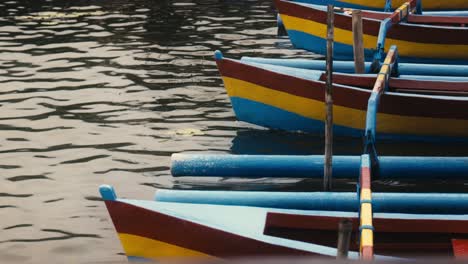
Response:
[231,129,468,156]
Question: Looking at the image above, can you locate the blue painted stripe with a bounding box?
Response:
[230,96,363,137]
[229,96,468,142]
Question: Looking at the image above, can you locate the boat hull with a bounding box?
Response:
[216,58,468,141]
[292,0,468,11]
[100,187,468,260]
[103,200,342,261]
[276,1,468,64]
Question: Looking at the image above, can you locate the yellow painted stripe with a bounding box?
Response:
[281,15,468,59]
[223,77,468,137]
[360,189,371,201]
[380,65,389,74]
[383,56,393,65]
[360,229,374,247]
[339,0,468,9]
[360,203,373,226]
[118,233,215,260]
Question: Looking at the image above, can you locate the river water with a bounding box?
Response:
[0,0,467,262]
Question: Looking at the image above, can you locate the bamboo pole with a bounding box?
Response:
[324,4,334,192]
[352,10,365,73]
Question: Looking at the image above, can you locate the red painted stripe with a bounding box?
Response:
[218,59,468,120]
[359,11,388,21]
[329,73,468,93]
[265,213,359,231]
[360,167,371,189]
[275,0,468,45]
[324,72,468,95]
[217,58,369,110]
[105,201,319,257]
[408,15,468,25]
[390,79,468,93]
[265,212,468,234]
[453,239,468,257]
[361,246,374,260]
[319,73,375,88]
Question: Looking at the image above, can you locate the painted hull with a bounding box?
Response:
[215,57,468,140]
[103,200,345,260]
[276,1,468,63]
[100,186,468,260]
[293,0,468,11]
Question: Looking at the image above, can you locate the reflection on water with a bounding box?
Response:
[232,129,468,156]
[0,0,466,262]
[0,0,311,262]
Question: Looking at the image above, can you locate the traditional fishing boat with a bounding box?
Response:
[100,49,468,260]
[292,0,468,11]
[214,49,468,141]
[100,185,468,261]
[276,0,468,63]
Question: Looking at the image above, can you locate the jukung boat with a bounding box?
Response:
[214,48,468,141]
[292,0,468,11]
[276,0,468,63]
[100,48,468,261]
[100,186,468,260]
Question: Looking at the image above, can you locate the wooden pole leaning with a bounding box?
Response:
[324,4,334,192]
[352,10,365,74]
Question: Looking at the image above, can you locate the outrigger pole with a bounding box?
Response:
[373,0,421,71]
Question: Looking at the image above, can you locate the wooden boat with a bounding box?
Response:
[292,0,468,11]
[101,49,468,260]
[276,0,468,64]
[100,185,468,261]
[214,51,468,141]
